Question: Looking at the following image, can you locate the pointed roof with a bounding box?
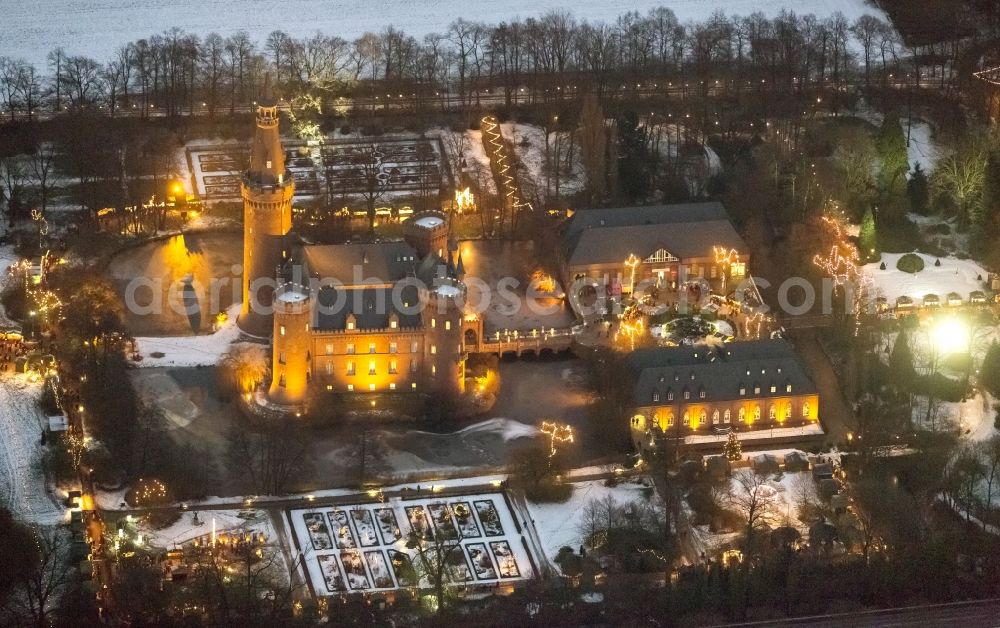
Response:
[246,74,288,187]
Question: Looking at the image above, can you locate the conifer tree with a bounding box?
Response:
[724,431,742,462]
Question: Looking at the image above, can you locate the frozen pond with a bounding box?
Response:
[107,231,242,336]
[6,0,885,67]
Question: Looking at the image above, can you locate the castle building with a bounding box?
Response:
[240,104,479,409]
[562,202,750,300]
[626,340,821,455]
[238,81,295,337]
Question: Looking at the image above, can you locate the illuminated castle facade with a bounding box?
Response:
[239,102,479,409]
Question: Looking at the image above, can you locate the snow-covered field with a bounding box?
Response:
[141,508,276,549]
[864,252,989,304]
[0,375,66,525]
[288,491,534,594]
[133,304,241,367]
[524,478,652,570]
[6,1,886,67]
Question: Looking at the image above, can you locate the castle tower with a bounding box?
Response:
[403,210,449,259]
[268,283,312,408]
[238,79,295,337]
[421,277,467,396]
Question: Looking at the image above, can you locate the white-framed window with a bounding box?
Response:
[347,384,354,391]
[785,405,792,420]
[368,360,376,375]
[369,343,376,354]
[754,406,761,421]
[683,411,690,425]
[346,321,355,330]
[390,319,398,329]
[652,391,660,403]
[683,390,690,400]
[770,385,776,393]
[739,408,746,423]
[325,362,333,375]
[431,365,437,376]
[325,343,333,355]
[389,342,397,354]
[769,406,776,421]
[409,360,417,374]
[666,413,674,427]
[667,391,674,401]
[430,345,437,355]
[739,386,746,396]
[389,383,396,390]
[724,409,731,423]
[410,341,419,353]
[389,360,397,374]
[346,343,355,354]
[644,248,678,263]
[699,409,706,425]
[803,402,810,419]
[445,320,451,330]
[279,325,285,336]
[786,383,792,393]
[369,383,375,391]
[431,318,436,328]
[346,361,355,376]
[754,385,761,394]
[732,261,746,276]
[712,410,720,424]
[411,382,417,390]
[699,390,706,399]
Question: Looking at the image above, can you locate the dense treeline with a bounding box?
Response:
[0,7,917,119]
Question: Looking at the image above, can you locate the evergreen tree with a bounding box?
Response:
[981,150,1000,229]
[907,162,930,215]
[876,114,908,194]
[617,111,651,203]
[579,93,607,207]
[858,206,878,261]
[980,342,1000,397]
[724,432,742,462]
[889,331,916,390]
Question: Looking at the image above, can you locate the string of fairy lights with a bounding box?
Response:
[973,65,1000,86]
[481,115,534,215]
[812,212,872,335]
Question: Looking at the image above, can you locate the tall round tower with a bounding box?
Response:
[421,278,467,396]
[268,283,312,408]
[238,81,295,337]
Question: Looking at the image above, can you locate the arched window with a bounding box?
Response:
[712,410,720,424]
[738,408,746,423]
[724,409,731,423]
[803,402,810,419]
[666,412,674,427]
[699,409,706,426]
[683,411,690,425]
[753,406,761,422]
[785,405,792,420]
[769,405,776,421]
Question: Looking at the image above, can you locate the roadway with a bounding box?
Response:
[724,598,1000,627]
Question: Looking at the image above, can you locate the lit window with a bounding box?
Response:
[389,360,397,374]
[347,321,355,330]
[411,382,417,389]
[786,384,792,393]
[347,343,355,354]
[369,383,375,391]
[432,365,437,375]
[652,391,660,403]
[410,360,417,374]
[724,409,731,423]
[390,342,397,354]
[770,385,776,393]
[803,402,810,419]
[346,361,355,376]
[325,362,332,375]
[279,325,286,336]
[410,341,419,353]
[739,386,745,396]
[431,318,436,328]
[389,383,396,390]
[326,385,333,391]
[390,319,398,329]
[732,262,746,276]
[265,160,272,169]
[683,411,689,425]
[712,410,720,424]
[431,345,437,355]
[666,413,674,427]
[699,390,706,399]
[667,391,674,401]
[754,386,760,394]
[445,321,451,330]
[325,343,333,355]
[305,323,309,332]
[683,390,690,400]
[769,406,776,421]
[369,343,376,354]
[369,361,376,376]
[785,405,792,420]
[738,408,746,423]
[347,384,354,391]
[278,352,286,364]
[754,406,761,421]
[698,410,706,425]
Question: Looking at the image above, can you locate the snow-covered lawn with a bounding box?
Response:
[524,478,652,570]
[864,252,989,305]
[133,304,241,368]
[141,508,276,550]
[288,491,534,594]
[500,123,584,199]
[0,374,66,525]
[906,121,943,176]
[7,1,886,67]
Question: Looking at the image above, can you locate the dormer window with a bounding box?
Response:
[786,383,792,393]
[652,391,660,403]
[683,389,690,400]
[689,372,695,380]
[699,389,706,399]
[754,383,760,394]
[667,389,674,401]
[739,385,746,396]
[266,160,272,169]
[770,385,776,393]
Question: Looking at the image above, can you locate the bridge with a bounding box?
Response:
[475,328,576,357]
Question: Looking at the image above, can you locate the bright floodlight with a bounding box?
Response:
[932,318,969,354]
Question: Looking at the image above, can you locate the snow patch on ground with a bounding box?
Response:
[133,304,241,367]
[863,252,989,304]
[141,508,276,550]
[455,418,540,442]
[524,479,652,569]
[905,121,944,176]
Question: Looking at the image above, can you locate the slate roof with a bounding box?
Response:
[563,202,747,267]
[626,339,818,407]
[301,242,451,332]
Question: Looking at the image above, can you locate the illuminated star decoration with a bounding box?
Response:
[539,421,574,461]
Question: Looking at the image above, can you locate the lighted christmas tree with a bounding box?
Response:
[724,432,742,462]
